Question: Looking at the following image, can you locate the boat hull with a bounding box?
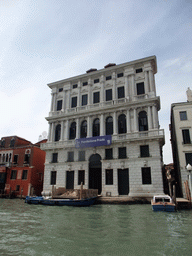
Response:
[152,203,176,212]
[151,195,176,212]
[25,196,97,207]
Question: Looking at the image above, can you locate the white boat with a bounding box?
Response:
[151,195,176,212]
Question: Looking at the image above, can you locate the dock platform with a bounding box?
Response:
[96,196,151,204]
[176,198,191,210]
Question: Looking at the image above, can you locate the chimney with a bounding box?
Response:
[186,87,192,102]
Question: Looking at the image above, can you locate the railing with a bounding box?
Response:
[113,129,164,141]
[48,97,134,116]
[41,129,164,150]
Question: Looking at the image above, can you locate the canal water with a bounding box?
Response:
[0,199,191,256]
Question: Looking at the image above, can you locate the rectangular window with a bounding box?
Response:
[67,152,74,162]
[182,129,191,144]
[78,170,85,185]
[105,148,113,159]
[73,84,77,89]
[78,151,85,161]
[185,153,192,165]
[136,68,143,73]
[117,72,123,78]
[106,169,113,185]
[93,91,100,103]
[117,86,125,99]
[57,100,62,111]
[52,153,58,163]
[50,171,57,185]
[39,173,43,181]
[13,155,18,164]
[106,89,112,101]
[83,82,88,86]
[11,170,17,180]
[94,78,99,84]
[142,167,152,184]
[180,111,187,121]
[140,145,150,157]
[106,76,112,80]
[59,88,63,92]
[22,170,28,180]
[71,97,77,108]
[82,94,88,106]
[16,185,20,192]
[137,82,145,95]
[24,154,30,164]
[118,147,126,159]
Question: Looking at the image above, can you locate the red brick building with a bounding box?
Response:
[0,136,46,197]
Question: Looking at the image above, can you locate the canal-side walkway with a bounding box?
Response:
[96,196,151,204]
[96,196,191,209]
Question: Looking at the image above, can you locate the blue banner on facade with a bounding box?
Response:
[75,135,112,148]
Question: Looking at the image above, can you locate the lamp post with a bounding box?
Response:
[186,163,192,198]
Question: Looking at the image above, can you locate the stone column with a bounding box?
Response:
[152,105,158,129]
[64,120,69,140]
[149,69,154,92]
[87,116,91,137]
[124,76,129,100]
[48,123,52,141]
[50,93,54,112]
[112,72,116,102]
[126,109,131,133]
[144,71,149,94]
[100,75,104,103]
[77,82,81,107]
[66,90,71,110]
[53,93,57,112]
[51,123,55,142]
[61,121,65,141]
[132,74,135,97]
[147,106,152,130]
[88,78,92,105]
[133,108,138,132]
[100,114,104,136]
[62,90,66,112]
[76,118,80,139]
[113,111,117,135]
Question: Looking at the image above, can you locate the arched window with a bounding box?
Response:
[118,114,127,134]
[138,111,148,131]
[70,122,76,140]
[55,124,61,141]
[80,121,87,138]
[93,118,100,137]
[106,116,113,135]
[10,138,15,147]
[9,153,12,162]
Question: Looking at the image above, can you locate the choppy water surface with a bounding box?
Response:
[0,199,191,256]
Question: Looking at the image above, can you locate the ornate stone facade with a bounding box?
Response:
[42,56,165,198]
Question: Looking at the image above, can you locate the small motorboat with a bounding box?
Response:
[25,196,97,207]
[151,195,176,212]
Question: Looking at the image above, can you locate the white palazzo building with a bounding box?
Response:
[41,56,165,198]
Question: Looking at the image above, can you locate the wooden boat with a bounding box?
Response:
[25,196,97,207]
[151,195,176,212]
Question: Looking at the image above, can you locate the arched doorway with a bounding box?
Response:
[89,154,102,194]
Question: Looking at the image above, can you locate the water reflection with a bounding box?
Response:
[0,200,192,255]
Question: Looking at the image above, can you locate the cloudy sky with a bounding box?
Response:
[0,0,192,164]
